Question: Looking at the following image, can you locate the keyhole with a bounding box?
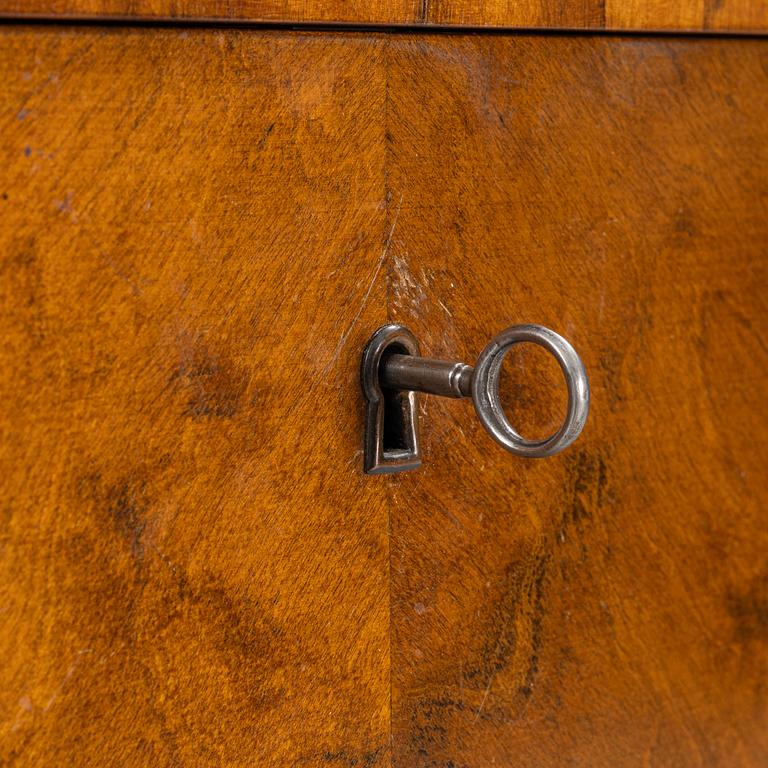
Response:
[380,345,417,456]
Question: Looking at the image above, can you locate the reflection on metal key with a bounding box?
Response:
[361,324,589,474]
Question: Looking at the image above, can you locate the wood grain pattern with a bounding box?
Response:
[386,34,768,767]
[0,27,391,766]
[0,0,767,32]
[1,25,768,768]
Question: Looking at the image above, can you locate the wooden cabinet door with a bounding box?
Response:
[1,25,767,768]
[386,35,768,767]
[0,27,391,766]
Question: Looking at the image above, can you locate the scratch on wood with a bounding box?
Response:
[44,649,93,712]
[474,670,495,722]
[323,194,403,374]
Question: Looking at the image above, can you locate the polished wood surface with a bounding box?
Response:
[1,25,767,768]
[0,0,767,31]
[387,34,768,767]
[0,27,390,766]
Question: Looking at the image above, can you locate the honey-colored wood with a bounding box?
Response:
[386,34,768,767]
[0,0,421,25]
[0,27,391,766]
[605,0,768,29]
[0,0,767,32]
[1,25,767,768]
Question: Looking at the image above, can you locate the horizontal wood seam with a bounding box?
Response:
[0,14,767,36]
